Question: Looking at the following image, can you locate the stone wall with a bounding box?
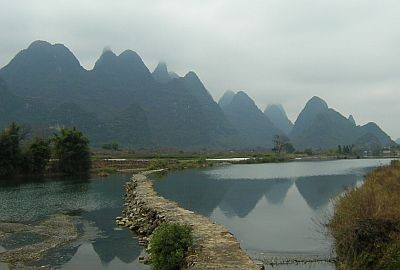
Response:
[117,171,263,270]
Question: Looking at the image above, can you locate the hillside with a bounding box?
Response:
[290,97,394,150]
[219,91,282,149]
[0,41,394,151]
[0,41,241,149]
[264,104,293,135]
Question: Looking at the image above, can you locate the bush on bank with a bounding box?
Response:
[149,223,193,270]
[328,161,400,269]
[53,127,91,175]
[0,123,91,177]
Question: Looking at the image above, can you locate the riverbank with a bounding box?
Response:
[328,160,400,269]
[117,171,263,270]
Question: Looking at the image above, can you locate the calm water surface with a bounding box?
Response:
[0,175,148,270]
[0,159,391,270]
[152,159,391,269]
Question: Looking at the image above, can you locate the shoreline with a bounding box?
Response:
[117,170,263,270]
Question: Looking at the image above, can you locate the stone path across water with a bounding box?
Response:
[118,171,262,270]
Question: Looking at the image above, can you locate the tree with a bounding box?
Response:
[285,143,295,154]
[0,122,23,176]
[305,148,313,156]
[53,127,91,175]
[272,135,294,154]
[149,223,193,270]
[102,143,119,151]
[26,138,51,174]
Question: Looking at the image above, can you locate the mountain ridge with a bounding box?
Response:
[290,97,394,150]
[264,104,293,135]
[220,91,282,149]
[0,40,394,151]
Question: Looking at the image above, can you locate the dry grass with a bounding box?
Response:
[328,161,400,269]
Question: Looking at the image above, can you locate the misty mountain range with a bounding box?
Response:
[0,41,395,150]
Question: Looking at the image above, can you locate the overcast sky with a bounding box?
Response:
[1,0,399,139]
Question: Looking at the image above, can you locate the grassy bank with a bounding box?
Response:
[90,151,301,176]
[328,160,400,269]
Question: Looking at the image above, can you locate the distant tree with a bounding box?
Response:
[272,135,294,154]
[0,122,23,176]
[53,127,91,175]
[102,143,119,151]
[25,138,51,174]
[340,145,354,155]
[273,135,288,153]
[338,145,342,154]
[285,143,295,154]
[304,148,313,156]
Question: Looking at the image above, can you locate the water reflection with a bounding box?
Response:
[153,159,390,258]
[295,174,358,210]
[84,208,142,264]
[0,175,147,270]
[153,172,358,220]
[264,179,293,205]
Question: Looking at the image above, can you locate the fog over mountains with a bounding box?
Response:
[0,41,395,150]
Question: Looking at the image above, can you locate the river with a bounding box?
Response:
[152,159,391,270]
[0,175,148,270]
[0,159,391,269]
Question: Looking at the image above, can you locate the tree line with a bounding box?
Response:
[0,123,91,177]
[337,144,354,155]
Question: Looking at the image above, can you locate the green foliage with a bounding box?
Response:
[304,148,313,156]
[53,127,91,175]
[0,122,23,176]
[284,143,295,154]
[270,135,295,154]
[149,223,193,270]
[102,143,120,151]
[94,167,117,176]
[25,138,51,174]
[338,144,354,155]
[196,157,207,165]
[149,159,169,170]
[0,123,94,177]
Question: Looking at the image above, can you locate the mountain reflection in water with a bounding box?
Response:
[0,175,148,270]
[152,159,389,257]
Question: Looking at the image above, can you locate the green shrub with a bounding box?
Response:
[149,223,193,270]
[391,159,400,166]
[25,138,51,174]
[149,159,169,170]
[53,127,91,175]
[102,143,119,151]
[0,122,23,176]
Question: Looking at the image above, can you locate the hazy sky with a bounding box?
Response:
[1,0,399,139]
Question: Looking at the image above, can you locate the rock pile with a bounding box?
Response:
[116,171,263,270]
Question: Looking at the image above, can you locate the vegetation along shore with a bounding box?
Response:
[328,160,400,269]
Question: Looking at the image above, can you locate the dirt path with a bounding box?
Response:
[118,171,263,270]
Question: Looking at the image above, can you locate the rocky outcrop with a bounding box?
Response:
[117,171,262,270]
